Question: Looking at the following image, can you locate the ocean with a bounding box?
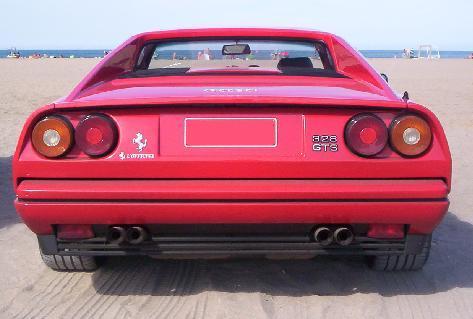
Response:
[0,50,107,59]
[0,49,471,59]
[360,50,472,59]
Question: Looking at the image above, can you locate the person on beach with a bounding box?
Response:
[202,48,211,60]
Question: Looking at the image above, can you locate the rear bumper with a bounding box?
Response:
[16,179,449,235]
[17,179,447,201]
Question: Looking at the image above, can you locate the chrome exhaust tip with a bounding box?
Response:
[334,227,354,246]
[126,226,148,244]
[108,226,126,245]
[313,227,334,246]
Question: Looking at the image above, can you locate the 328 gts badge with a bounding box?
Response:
[312,135,339,152]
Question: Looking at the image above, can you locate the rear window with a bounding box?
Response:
[132,39,341,77]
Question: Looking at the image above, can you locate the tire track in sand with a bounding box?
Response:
[28,273,87,319]
[87,258,158,318]
[153,261,201,319]
[133,260,188,317]
[148,261,195,319]
[11,272,79,319]
[76,261,140,318]
[58,261,131,318]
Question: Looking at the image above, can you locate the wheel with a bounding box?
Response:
[368,235,431,271]
[40,251,98,271]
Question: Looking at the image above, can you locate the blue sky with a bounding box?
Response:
[1,0,472,50]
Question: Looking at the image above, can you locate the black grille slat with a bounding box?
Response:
[58,235,406,256]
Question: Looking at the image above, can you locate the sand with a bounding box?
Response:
[1,58,473,318]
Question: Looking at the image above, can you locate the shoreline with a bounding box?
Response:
[1,57,472,60]
[2,50,472,60]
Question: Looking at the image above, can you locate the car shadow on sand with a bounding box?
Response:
[0,157,19,229]
[92,212,473,297]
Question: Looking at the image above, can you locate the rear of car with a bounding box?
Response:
[13,29,451,271]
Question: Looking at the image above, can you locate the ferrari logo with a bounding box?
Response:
[117,132,154,160]
[133,132,147,152]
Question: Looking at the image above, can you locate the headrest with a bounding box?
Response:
[277,57,313,69]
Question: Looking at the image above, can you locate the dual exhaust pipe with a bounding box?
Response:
[313,227,354,246]
[108,225,352,246]
[108,226,148,245]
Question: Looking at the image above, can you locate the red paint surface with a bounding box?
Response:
[17,179,448,201]
[160,113,302,157]
[185,118,276,147]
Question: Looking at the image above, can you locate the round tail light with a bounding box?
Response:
[390,115,432,157]
[345,113,388,157]
[75,114,118,157]
[32,115,74,158]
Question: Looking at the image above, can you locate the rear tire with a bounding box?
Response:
[40,251,98,271]
[368,235,431,271]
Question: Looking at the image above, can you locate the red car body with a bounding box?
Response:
[13,29,451,271]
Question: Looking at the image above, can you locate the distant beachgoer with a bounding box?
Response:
[205,48,212,59]
[172,52,176,60]
[202,48,210,60]
[403,48,413,59]
[197,51,203,60]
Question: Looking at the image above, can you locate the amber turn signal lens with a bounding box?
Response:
[390,115,432,157]
[32,115,74,158]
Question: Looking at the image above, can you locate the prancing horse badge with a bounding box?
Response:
[133,132,147,152]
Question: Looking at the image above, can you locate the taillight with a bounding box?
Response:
[345,113,388,157]
[390,115,432,157]
[32,115,74,158]
[75,114,118,157]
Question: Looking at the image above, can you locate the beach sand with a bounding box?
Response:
[1,58,473,318]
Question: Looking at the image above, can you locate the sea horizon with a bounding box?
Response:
[1,49,472,59]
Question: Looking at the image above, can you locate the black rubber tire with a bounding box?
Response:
[40,251,98,271]
[368,235,431,271]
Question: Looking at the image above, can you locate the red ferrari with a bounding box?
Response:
[14,29,451,272]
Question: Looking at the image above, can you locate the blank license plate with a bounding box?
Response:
[184,118,277,148]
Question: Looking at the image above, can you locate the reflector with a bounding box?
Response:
[367,224,404,239]
[57,224,94,240]
[403,127,421,145]
[43,129,61,147]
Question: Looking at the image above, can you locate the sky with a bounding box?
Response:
[1,0,472,51]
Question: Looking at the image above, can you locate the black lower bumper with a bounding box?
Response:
[38,234,429,257]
